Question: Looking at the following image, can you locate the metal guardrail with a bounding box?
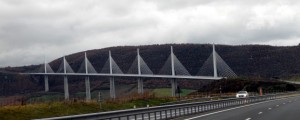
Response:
[161,95,236,105]
[35,94,282,120]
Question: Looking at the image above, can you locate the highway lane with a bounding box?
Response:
[111,103,230,120]
[112,102,242,120]
[110,96,276,120]
[185,95,300,120]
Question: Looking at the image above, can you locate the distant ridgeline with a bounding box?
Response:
[2,44,300,78]
[1,44,300,96]
[26,44,300,78]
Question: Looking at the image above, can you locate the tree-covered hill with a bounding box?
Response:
[1,44,300,97]
[3,43,300,78]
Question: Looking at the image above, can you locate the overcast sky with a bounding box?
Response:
[1,0,300,67]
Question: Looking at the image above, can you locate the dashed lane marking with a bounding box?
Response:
[185,97,297,120]
[184,100,278,120]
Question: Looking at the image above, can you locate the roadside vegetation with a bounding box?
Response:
[151,88,196,97]
[0,93,175,120]
[0,78,298,120]
[199,78,298,94]
[286,76,300,82]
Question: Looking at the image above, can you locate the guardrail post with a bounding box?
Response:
[207,105,209,111]
[165,110,168,119]
[207,104,209,110]
[180,108,182,116]
[173,109,176,117]
[215,103,217,109]
[222,102,224,108]
[179,108,181,116]
[160,111,162,119]
[226,101,228,107]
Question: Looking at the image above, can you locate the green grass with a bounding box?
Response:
[152,88,196,97]
[287,76,300,82]
[181,89,197,96]
[0,88,194,119]
[0,97,175,120]
[152,88,171,97]
[0,102,100,120]
[27,95,64,103]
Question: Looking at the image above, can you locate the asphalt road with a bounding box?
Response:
[184,95,300,120]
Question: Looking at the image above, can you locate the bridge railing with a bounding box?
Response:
[34,94,283,120]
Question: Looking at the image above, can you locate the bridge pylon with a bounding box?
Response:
[56,56,75,100]
[63,57,70,100]
[42,57,54,92]
[109,51,116,99]
[84,52,91,101]
[44,59,49,92]
[137,48,144,94]
[29,44,236,100]
[170,46,177,97]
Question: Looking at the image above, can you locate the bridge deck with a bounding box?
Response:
[25,73,223,80]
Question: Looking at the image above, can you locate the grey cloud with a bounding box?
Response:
[1,0,300,67]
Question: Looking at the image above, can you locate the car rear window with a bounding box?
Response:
[238,91,247,94]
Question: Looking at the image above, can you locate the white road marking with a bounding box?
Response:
[258,112,263,115]
[184,100,276,120]
[268,108,272,110]
[185,96,297,120]
[245,118,251,120]
[276,105,279,107]
[283,103,286,104]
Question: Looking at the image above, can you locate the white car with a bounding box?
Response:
[236,91,249,98]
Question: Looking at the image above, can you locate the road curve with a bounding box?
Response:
[184,95,300,120]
